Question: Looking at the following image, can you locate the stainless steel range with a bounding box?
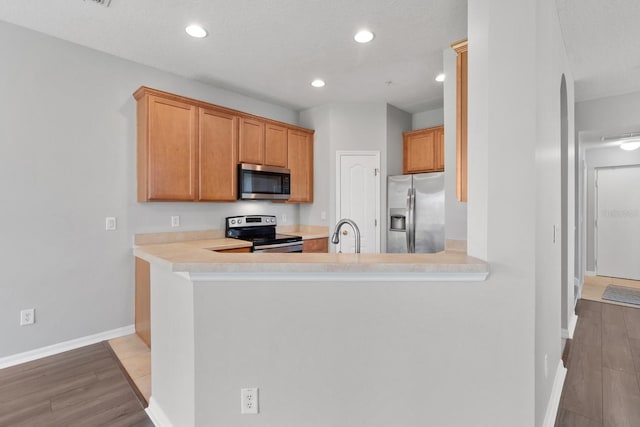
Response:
[225,215,303,253]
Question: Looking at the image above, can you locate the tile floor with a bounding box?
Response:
[108,334,151,404]
[582,275,640,308]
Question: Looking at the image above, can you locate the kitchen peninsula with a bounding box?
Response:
[133,229,488,426]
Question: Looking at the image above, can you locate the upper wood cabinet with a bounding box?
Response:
[264,124,288,168]
[137,94,198,201]
[134,86,314,203]
[199,108,238,201]
[239,120,289,168]
[402,126,445,174]
[452,39,468,202]
[238,118,265,165]
[287,129,314,203]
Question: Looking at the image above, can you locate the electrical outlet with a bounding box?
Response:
[240,387,259,414]
[281,214,287,224]
[171,216,180,227]
[20,308,35,326]
[105,217,117,231]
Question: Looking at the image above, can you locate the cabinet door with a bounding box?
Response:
[435,126,445,171]
[142,95,198,201]
[199,108,238,201]
[303,238,328,253]
[264,124,288,167]
[403,126,445,173]
[238,118,264,165]
[403,129,436,174]
[287,129,314,203]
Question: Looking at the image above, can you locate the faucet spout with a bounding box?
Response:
[331,218,361,253]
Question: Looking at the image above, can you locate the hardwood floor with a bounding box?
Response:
[556,299,640,426]
[0,342,153,426]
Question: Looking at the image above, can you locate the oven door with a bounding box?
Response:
[253,242,303,253]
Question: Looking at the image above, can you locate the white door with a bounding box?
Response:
[596,166,640,279]
[336,151,380,253]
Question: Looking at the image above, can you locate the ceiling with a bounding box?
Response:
[556,0,640,103]
[0,0,639,117]
[0,0,467,114]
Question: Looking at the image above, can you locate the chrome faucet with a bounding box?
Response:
[331,218,361,253]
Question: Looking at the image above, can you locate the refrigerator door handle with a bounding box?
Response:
[406,188,416,253]
[410,188,416,253]
[405,188,412,252]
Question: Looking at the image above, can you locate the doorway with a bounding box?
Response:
[335,151,381,253]
[595,165,640,280]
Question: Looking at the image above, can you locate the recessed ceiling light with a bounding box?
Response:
[354,30,374,43]
[185,24,207,38]
[311,79,326,88]
[435,73,446,82]
[620,140,640,151]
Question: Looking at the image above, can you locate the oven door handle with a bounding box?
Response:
[254,241,302,250]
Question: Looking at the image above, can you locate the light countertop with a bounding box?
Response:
[133,229,488,279]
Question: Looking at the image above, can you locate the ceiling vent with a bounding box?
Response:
[84,0,112,7]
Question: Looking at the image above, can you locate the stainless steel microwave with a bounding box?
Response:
[238,163,291,200]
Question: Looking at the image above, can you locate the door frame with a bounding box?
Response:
[335,151,381,253]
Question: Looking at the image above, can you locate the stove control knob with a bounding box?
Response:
[238,218,243,224]
[230,219,236,225]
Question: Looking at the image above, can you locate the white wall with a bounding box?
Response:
[533,0,576,424]
[411,107,444,130]
[466,0,574,423]
[386,105,412,176]
[576,90,640,138]
[186,277,536,426]
[299,105,331,227]
[0,20,300,358]
[466,1,538,423]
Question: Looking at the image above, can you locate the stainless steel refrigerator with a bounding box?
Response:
[387,173,445,253]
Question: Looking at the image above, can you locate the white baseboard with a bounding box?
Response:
[542,360,567,427]
[146,397,173,427]
[562,311,579,339]
[0,324,135,369]
[585,270,596,277]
